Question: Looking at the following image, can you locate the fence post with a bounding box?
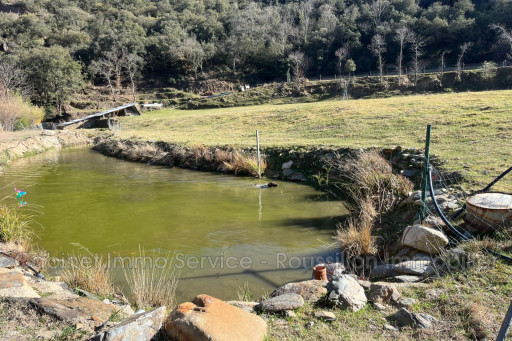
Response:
[420,124,432,222]
[256,130,261,179]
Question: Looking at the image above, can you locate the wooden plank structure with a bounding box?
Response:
[55,103,141,130]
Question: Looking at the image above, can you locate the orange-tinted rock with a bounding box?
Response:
[166,294,267,341]
[0,272,23,289]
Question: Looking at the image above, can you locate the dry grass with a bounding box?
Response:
[122,247,179,310]
[331,151,412,264]
[58,244,115,299]
[0,299,87,340]
[0,91,44,131]
[0,205,32,248]
[221,151,267,177]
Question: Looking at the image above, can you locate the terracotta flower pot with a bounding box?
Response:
[313,265,327,280]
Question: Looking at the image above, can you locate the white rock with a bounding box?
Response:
[328,275,367,312]
[282,161,293,169]
[401,224,449,254]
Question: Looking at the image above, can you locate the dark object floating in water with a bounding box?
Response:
[256,182,279,189]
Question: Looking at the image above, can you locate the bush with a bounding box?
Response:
[0,91,44,131]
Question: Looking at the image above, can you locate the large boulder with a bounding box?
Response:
[90,306,166,341]
[401,224,449,254]
[270,280,328,303]
[327,275,367,312]
[260,293,304,312]
[165,294,267,341]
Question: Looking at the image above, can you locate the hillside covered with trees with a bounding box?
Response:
[0,0,511,117]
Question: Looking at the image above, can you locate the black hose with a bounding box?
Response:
[428,169,470,241]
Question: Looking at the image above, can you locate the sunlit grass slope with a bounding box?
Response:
[118,90,512,191]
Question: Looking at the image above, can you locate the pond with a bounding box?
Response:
[0,148,347,301]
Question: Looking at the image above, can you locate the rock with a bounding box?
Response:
[226,301,260,313]
[425,288,445,299]
[0,271,24,289]
[401,224,449,254]
[328,275,367,312]
[412,253,434,262]
[270,280,328,304]
[314,311,336,321]
[29,296,129,327]
[282,161,293,169]
[384,324,397,331]
[394,308,436,329]
[356,279,372,290]
[289,173,306,181]
[282,169,294,177]
[41,130,56,136]
[90,306,166,341]
[390,275,422,283]
[367,284,401,305]
[325,262,345,280]
[373,302,387,311]
[398,298,416,308]
[285,310,296,318]
[395,260,436,276]
[0,255,17,268]
[370,264,399,278]
[305,321,315,329]
[166,295,267,341]
[260,293,304,312]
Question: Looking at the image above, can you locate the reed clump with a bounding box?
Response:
[58,244,115,298]
[329,151,413,262]
[122,247,179,310]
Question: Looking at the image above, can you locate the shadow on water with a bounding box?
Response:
[280,215,349,231]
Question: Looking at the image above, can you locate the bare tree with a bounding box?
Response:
[335,47,348,76]
[0,62,30,97]
[490,24,512,62]
[369,0,390,27]
[369,34,386,84]
[89,58,117,101]
[409,33,425,87]
[122,52,144,102]
[394,27,412,86]
[289,51,309,81]
[456,42,473,81]
[439,49,450,85]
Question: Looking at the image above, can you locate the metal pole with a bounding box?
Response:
[497,300,512,341]
[420,124,432,222]
[256,130,261,179]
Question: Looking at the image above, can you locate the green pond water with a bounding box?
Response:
[0,148,347,301]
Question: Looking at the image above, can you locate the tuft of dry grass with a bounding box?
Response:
[221,151,267,177]
[0,205,32,248]
[331,151,412,264]
[122,247,179,310]
[58,244,115,298]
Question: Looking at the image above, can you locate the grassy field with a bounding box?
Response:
[118,90,512,191]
